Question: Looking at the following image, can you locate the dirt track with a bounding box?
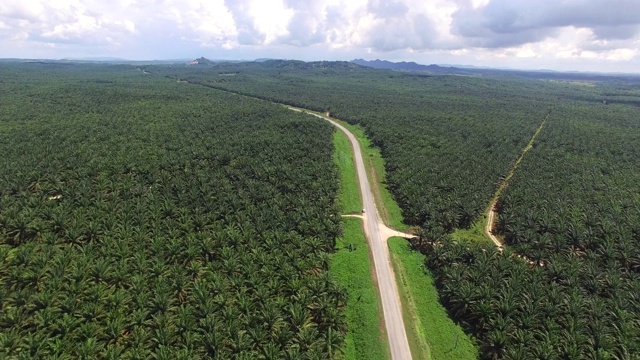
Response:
[485,113,550,256]
[485,201,504,248]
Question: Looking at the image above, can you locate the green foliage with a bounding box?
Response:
[151,62,554,233]
[144,61,640,358]
[330,218,388,360]
[0,63,347,358]
[495,101,640,357]
[421,238,640,359]
[417,95,640,358]
[389,237,477,360]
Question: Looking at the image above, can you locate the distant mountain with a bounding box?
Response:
[254,58,281,62]
[188,57,215,65]
[351,58,466,74]
[258,59,365,71]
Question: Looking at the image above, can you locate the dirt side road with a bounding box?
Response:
[485,202,504,248]
[486,113,550,253]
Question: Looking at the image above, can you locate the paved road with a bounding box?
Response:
[290,108,413,360]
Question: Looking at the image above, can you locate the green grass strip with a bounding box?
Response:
[450,215,493,245]
[388,237,478,360]
[333,129,362,214]
[331,218,389,360]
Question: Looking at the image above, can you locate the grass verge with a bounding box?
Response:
[388,237,478,360]
[333,129,362,214]
[331,218,389,360]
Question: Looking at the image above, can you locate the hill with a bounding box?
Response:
[188,57,215,65]
[351,58,463,74]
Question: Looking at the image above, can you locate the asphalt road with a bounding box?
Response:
[290,108,413,360]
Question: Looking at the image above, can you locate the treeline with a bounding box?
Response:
[0,64,347,358]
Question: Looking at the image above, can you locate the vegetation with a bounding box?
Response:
[6,59,640,359]
[415,98,640,358]
[389,237,477,360]
[330,218,387,360]
[151,61,640,358]
[152,61,554,235]
[0,63,348,358]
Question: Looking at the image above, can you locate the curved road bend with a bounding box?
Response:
[289,108,413,360]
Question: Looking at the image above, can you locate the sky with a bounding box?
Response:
[1,0,640,73]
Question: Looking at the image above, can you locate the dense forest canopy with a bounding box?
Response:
[3,60,640,359]
[150,61,640,358]
[0,63,347,359]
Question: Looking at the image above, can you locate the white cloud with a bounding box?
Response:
[0,0,638,72]
[164,0,237,47]
[0,0,137,48]
[0,2,46,22]
[249,0,294,44]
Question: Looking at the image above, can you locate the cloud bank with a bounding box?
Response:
[1,0,639,72]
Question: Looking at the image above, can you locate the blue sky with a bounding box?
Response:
[1,0,639,72]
